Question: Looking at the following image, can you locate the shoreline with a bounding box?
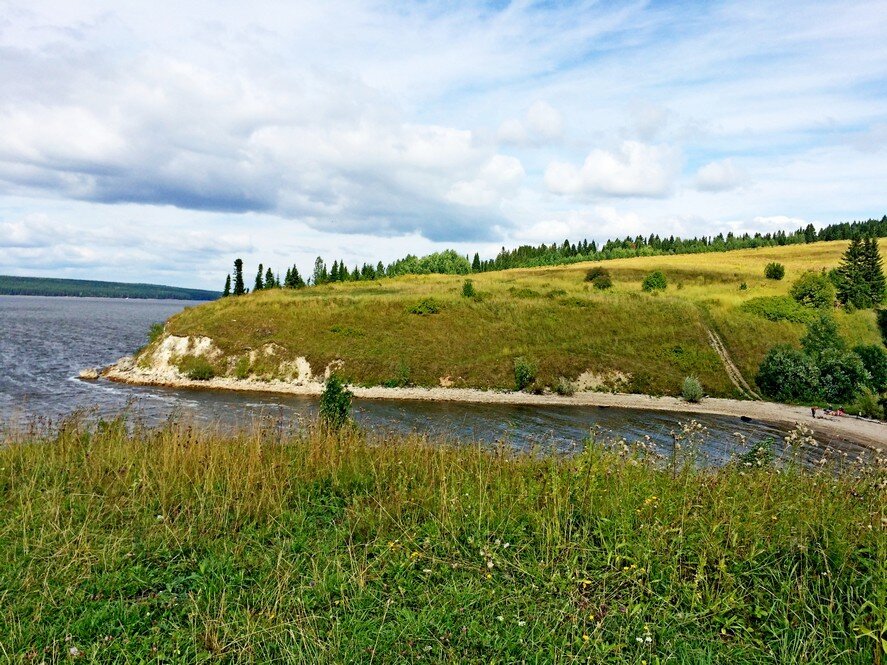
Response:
[103,364,886,453]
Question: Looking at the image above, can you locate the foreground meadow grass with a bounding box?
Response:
[160,239,885,397]
[1,417,885,662]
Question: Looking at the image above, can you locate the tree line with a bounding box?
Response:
[222,215,887,293]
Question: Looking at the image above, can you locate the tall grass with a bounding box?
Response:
[1,417,884,662]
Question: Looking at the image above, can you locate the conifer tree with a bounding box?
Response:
[472,253,481,272]
[293,265,305,288]
[265,267,275,288]
[804,223,817,243]
[312,257,328,285]
[863,236,885,306]
[284,267,293,288]
[837,237,869,307]
[233,259,245,296]
[222,274,231,297]
[377,261,385,278]
[254,264,264,291]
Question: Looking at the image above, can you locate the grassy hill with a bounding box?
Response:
[0,275,219,300]
[146,240,885,399]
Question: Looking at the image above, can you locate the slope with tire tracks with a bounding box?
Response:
[705,328,763,400]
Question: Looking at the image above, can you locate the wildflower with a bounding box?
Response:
[582,634,590,642]
[518,620,526,626]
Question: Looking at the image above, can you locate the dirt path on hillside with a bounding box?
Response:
[705,328,763,400]
[103,364,885,454]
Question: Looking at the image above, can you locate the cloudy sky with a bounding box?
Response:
[1,0,886,289]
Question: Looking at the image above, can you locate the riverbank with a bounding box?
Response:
[103,361,887,453]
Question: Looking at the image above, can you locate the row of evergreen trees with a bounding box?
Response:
[221,215,887,293]
[221,259,305,296]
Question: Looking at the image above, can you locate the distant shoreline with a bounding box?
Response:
[0,275,219,301]
[103,364,886,454]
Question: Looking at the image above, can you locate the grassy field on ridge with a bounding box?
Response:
[156,240,885,398]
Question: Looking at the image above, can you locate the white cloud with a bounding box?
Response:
[695,158,749,192]
[1,0,886,287]
[545,141,681,197]
[526,101,563,141]
[446,154,525,207]
[498,101,563,145]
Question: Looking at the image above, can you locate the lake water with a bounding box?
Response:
[0,295,864,463]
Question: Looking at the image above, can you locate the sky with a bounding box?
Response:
[1,0,886,290]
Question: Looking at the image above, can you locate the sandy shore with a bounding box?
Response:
[103,362,886,453]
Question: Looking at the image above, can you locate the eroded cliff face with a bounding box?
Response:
[103,334,332,387]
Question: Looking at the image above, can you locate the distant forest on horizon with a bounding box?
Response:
[0,275,219,301]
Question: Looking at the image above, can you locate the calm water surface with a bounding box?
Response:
[0,295,865,462]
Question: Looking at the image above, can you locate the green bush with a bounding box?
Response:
[756,345,820,402]
[642,271,667,292]
[740,296,813,323]
[178,355,216,381]
[319,376,353,430]
[584,267,609,282]
[817,349,870,404]
[592,275,613,290]
[234,355,250,379]
[849,387,884,419]
[801,313,845,359]
[461,279,476,298]
[764,262,785,280]
[853,344,887,391]
[681,376,704,402]
[513,357,537,391]
[789,271,835,309]
[409,298,441,315]
[555,377,575,396]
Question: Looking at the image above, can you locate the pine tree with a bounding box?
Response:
[837,237,869,308]
[254,264,264,291]
[222,274,231,297]
[293,266,305,288]
[284,267,293,288]
[863,236,885,306]
[233,259,245,296]
[472,253,481,272]
[804,223,817,243]
[376,261,385,278]
[265,267,275,288]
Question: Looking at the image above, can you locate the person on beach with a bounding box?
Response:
[811,406,818,419]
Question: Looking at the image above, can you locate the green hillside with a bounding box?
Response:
[141,240,885,400]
